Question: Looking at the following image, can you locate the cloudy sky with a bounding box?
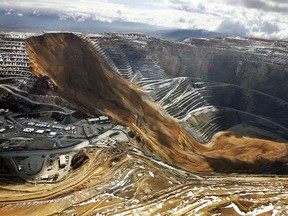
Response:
[0,0,287,39]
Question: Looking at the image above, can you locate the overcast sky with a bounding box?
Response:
[0,0,287,39]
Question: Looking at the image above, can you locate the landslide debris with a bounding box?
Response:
[25,33,288,173]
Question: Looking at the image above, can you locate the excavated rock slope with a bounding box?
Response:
[25,33,288,173]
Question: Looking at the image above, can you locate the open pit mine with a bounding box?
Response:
[0,32,287,215]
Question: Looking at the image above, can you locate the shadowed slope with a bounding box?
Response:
[25,33,288,173]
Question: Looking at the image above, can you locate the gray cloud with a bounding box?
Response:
[270,0,288,3]
[259,21,280,34]
[178,17,186,23]
[172,4,195,13]
[225,0,288,13]
[166,1,206,13]
[217,18,280,38]
[217,19,248,36]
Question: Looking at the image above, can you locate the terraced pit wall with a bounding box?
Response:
[147,38,288,102]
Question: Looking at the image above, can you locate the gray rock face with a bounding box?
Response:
[147,37,288,102]
[90,34,288,142]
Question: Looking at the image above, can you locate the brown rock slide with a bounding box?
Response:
[25,33,288,173]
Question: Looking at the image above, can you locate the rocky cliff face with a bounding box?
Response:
[147,37,288,101]
[25,33,288,174]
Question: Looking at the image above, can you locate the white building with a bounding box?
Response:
[23,128,34,133]
[35,129,45,134]
[59,155,67,169]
